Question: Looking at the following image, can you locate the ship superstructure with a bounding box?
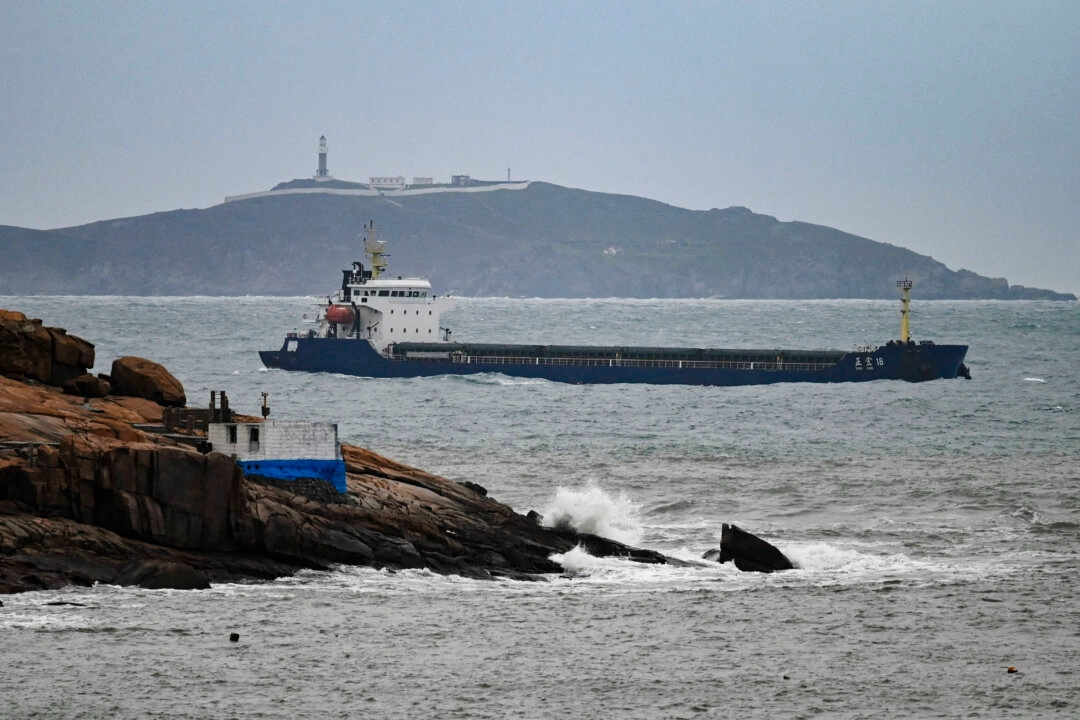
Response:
[292,222,456,354]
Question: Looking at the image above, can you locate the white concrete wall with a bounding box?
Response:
[208,419,340,461]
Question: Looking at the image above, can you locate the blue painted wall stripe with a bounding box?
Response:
[237,459,347,493]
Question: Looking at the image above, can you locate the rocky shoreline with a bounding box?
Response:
[1,309,788,594]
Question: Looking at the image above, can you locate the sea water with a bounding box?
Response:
[1,296,1078,719]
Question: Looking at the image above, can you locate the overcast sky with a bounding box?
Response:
[2,1,1077,293]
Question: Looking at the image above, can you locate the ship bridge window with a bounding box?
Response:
[391,291,400,297]
[379,290,389,296]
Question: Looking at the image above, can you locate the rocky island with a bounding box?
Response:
[0,310,790,595]
[1,182,1074,299]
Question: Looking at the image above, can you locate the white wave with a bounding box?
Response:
[0,612,95,631]
[780,541,988,583]
[450,373,549,386]
[1024,377,1046,383]
[549,545,723,585]
[551,545,609,575]
[783,542,899,572]
[540,483,644,546]
[488,377,549,386]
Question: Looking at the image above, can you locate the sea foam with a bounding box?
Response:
[540,483,644,546]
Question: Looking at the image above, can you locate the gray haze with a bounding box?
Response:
[1,1,1077,294]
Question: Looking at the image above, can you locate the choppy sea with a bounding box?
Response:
[1,296,1078,719]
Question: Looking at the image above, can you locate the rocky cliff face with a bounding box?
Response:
[0,404,574,593]
[0,310,667,594]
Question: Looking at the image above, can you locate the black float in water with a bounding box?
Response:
[229,633,240,642]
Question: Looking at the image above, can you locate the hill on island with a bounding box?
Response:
[0,181,1073,299]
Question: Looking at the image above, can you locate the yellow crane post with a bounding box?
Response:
[897,278,913,342]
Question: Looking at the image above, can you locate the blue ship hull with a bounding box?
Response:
[259,337,969,386]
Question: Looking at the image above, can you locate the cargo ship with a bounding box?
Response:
[259,223,970,385]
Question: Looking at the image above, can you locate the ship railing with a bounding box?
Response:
[391,351,837,372]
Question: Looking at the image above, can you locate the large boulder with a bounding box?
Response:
[0,309,95,386]
[704,523,794,573]
[110,356,186,406]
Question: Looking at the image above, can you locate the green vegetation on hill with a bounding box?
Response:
[0,182,1074,299]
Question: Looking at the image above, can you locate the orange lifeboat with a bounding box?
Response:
[325,304,355,324]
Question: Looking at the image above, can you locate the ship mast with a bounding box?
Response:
[897,278,913,342]
[363,221,389,280]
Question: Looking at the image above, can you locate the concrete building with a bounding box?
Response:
[208,418,346,493]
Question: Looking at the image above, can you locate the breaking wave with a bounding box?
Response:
[540,483,644,546]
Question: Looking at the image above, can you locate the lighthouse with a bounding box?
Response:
[315,135,331,179]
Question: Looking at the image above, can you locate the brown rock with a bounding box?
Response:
[50,328,95,373]
[0,310,95,387]
[63,373,111,398]
[58,436,242,551]
[0,311,56,383]
[110,356,186,407]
